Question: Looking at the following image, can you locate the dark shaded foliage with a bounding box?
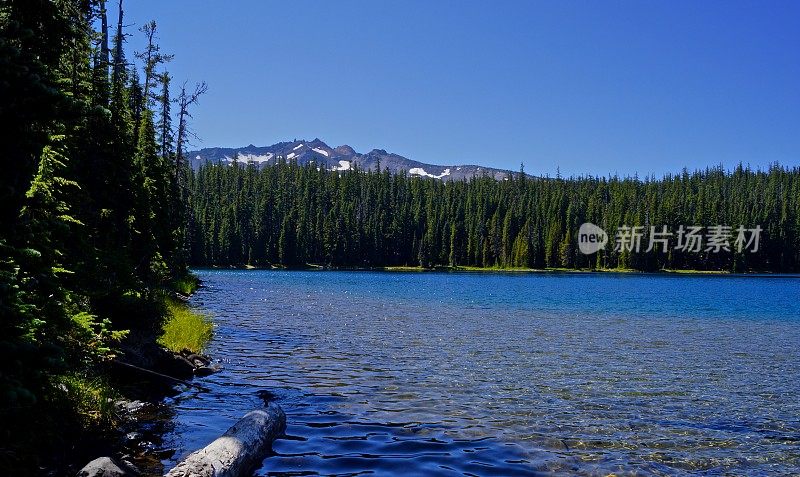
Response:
[0,1,197,472]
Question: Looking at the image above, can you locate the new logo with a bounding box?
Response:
[578,222,608,254]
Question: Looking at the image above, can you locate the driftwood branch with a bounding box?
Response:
[165,403,286,477]
[113,360,210,391]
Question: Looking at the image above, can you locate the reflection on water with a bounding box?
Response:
[161,271,800,476]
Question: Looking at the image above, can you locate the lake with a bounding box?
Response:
[161,270,800,476]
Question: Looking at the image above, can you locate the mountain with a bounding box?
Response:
[188,139,522,181]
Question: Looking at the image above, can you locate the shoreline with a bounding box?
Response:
[70,277,217,477]
[82,267,795,474]
[189,264,800,278]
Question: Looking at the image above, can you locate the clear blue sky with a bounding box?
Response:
[123,0,799,177]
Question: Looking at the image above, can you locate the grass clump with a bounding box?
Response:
[158,300,213,353]
[171,274,201,296]
[55,374,119,429]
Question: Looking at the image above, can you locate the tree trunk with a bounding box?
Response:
[164,403,286,477]
[112,0,124,83]
[100,0,109,70]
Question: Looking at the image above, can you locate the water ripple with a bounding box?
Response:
[160,270,800,476]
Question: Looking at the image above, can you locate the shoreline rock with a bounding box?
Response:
[77,335,219,476]
[76,456,140,477]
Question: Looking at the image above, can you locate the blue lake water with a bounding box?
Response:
[162,270,800,476]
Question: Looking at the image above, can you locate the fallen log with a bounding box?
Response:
[165,402,286,477]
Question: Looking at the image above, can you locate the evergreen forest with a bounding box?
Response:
[1,0,203,471]
[189,161,800,272]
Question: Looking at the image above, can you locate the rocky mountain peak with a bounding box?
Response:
[334,145,356,156]
[189,139,526,182]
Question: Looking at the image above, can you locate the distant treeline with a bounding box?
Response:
[188,161,800,272]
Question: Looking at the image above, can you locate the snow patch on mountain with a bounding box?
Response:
[236,152,274,163]
[332,160,351,171]
[409,167,451,179]
[188,139,523,182]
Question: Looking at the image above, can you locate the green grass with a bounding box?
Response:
[382,265,429,272]
[171,273,201,295]
[198,264,739,275]
[382,265,639,273]
[454,265,543,272]
[1,374,121,473]
[158,300,213,353]
[660,268,729,274]
[55,374,119,429]
[384,265,726,274]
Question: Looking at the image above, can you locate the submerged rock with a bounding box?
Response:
[255,389,277,404]
[123,432,144,445]
[115,400,150,415]
[193,366,216,377]
[75,456,139,477]
[157,354,196,380]
[187,353,210,367]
